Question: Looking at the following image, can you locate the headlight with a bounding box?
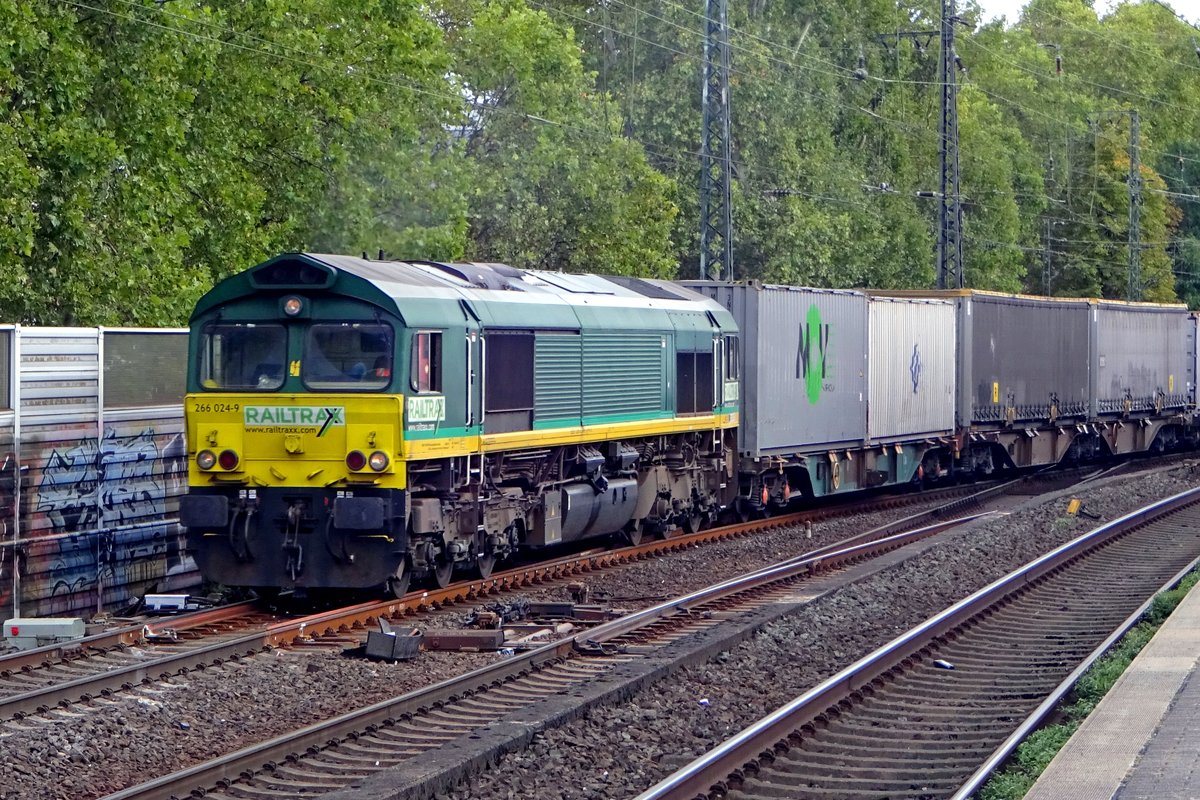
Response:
[368,451,389,471]
[197,450,216,470]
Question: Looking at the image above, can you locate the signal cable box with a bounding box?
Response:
[4,618,86,651]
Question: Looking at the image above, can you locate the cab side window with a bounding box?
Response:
[411,332,443,393]
[724,335,739,380]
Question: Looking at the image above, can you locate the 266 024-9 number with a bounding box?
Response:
[192,402,240,413]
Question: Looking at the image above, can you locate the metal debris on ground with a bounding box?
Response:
[141,625,179,643]
[364,618,422,662]
[568,582,590,604]
[421,629,506,651]
[463,597,530,628]
[526,601,575,618]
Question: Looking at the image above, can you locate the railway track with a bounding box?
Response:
[0,603,282,719]
[98,496,1024,799]
[0,482,983,724]
[636,486,1200,800]
[12,460,1183,798]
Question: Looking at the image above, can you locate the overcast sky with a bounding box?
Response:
[975,0,1200,26]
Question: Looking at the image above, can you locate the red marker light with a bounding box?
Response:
[217,449,239,470]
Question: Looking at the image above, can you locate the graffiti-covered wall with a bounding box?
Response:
[0,327,195,620]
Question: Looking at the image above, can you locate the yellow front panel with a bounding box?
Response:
[187,393,405,489]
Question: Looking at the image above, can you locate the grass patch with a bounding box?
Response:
[977,569,1200,800]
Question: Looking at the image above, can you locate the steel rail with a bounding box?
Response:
[797,462,1131,565]
[2,487,976,724]
[796,475,1027,562]
[0,601,262,673]
[949,551,1200,798]
[3,627,276,720]
[101,507,995,800]
[579,512,994,647]
[632,484,1200,800]
[99,638,582,800]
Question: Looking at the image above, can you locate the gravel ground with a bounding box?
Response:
[0,492,943,800]
[447,466,1200,800]
[1,467,1192,799]
[457,494,956,620]
[0,647,498,799]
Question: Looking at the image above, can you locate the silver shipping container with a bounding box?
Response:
[1091,301,1193,416]
[867,297,956,440]
[689,283,867,457]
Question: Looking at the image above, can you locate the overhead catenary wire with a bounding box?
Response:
[115,0,1200,216]
[56,0,1196,289]
[60,0,899,233]
[961,34,1200,169]
[104,0,1200,184]
[1025,2,1200,73]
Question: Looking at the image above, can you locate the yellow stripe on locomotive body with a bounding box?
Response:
[402,410,740,460]
[186,392,406,490]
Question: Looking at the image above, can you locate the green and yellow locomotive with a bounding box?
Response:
[180,253,740,597]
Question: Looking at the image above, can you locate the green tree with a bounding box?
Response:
[447,0,679,276]
[1160,143,1200,307]
[0,0,455,325]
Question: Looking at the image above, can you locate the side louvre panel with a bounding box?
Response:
[534,332,582,423]
[582,332,664,418]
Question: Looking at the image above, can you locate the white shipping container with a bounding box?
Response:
[867,298,956,440]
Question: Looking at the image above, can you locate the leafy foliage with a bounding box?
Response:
[448,1,679,276]
[1,0,1199,323]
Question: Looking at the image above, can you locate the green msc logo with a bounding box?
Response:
[244,406,345,437]
[796,304,830,405]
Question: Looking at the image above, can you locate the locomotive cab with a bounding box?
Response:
[181,257,417,597]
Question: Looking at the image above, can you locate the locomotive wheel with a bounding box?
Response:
[682,512,704,534]
[474,554,497,580]
[387,560,411,599]
[433,558,454,589]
